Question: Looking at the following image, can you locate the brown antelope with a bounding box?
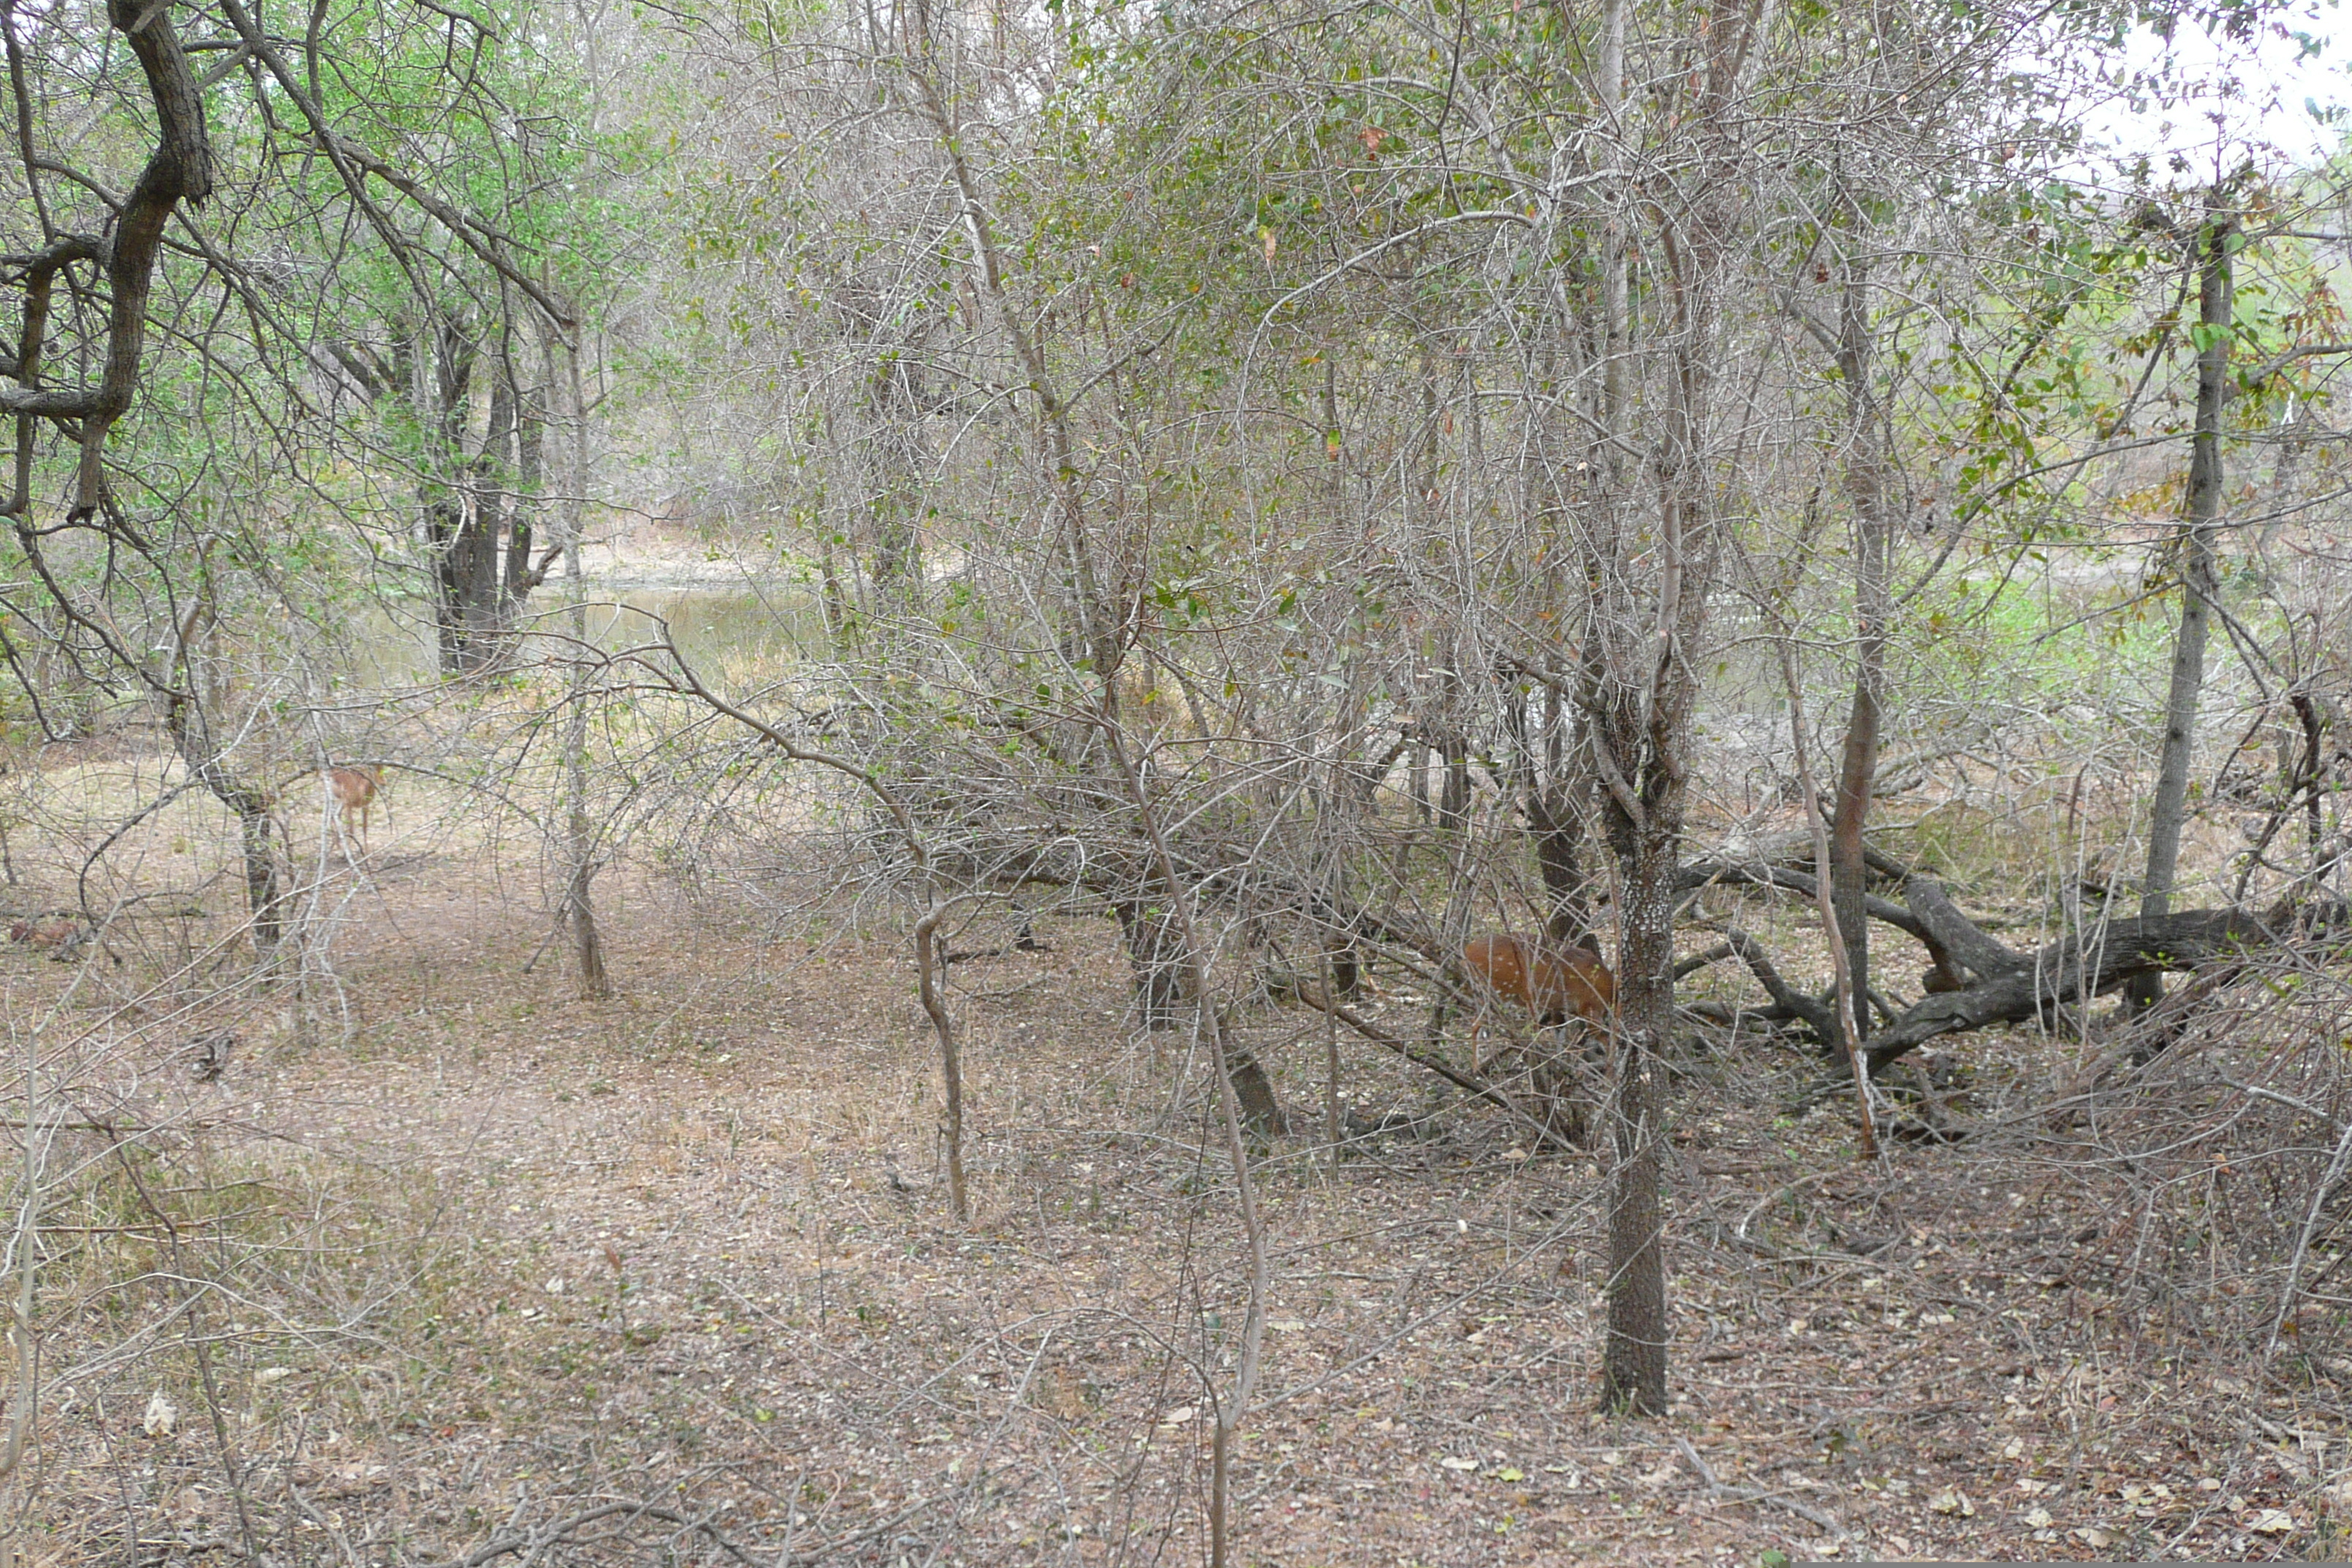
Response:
[9,914,84,956]
[1460,932,1615,1068]
[324,765,382,853]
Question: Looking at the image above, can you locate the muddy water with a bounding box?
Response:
[353,582,823,687]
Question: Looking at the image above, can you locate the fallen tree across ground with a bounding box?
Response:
[1858,882,2334,1074]
[1678,850,2347,1077]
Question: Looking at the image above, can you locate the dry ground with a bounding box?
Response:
[6,753,2351,1566]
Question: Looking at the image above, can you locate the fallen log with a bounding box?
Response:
[1862,902,2299,1075]
[1901,873,2022,986]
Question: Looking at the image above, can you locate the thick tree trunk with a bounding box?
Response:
[1600,792,1674,1413]
[426,353,557,674]
[1502,672,1594,949]
[1222,1040,1280,1135]
[440,374,515,670]
[423,323,475,672]
[2130,208,2232,1010]
[1529,783,1589,948]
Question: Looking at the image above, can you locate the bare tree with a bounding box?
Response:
[2130,200,2235,1011]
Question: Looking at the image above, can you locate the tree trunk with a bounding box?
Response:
[1499,672,1594,949]
[448,372,514,668]
[913,904,968,1219]
[562,703,608,997]
[2130,207,2233,1011]
[1113,898,1188,1028]
[1439,732,1469,829]
[7,0,213,516]
[1578,0,1754,1411]
[1780,638,1880,1156]
[1599,785,1673,1413]
[1828,255,1891,1047]
[426,344,556,674]
[238,807,284,954]
[160,676,284,956]
[1529,769,1591,949]
[1586,0,1675,1417]
[506,389,543,617]
[558,340,610,998]
[1221,1039,1280,1135]
[1436,654,1470,829]
[867,355,923,587]
[1109,884,1277,1131]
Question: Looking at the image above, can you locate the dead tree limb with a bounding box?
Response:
[1901,874,2025,984]
[1862,904,2300,1075]
[1714,928,1842,1045]
[1673,942,1733,979]
[1678,859,1930,943]
[1292,985,1580,1153]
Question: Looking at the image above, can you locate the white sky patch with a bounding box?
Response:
[2070,3,2347,175]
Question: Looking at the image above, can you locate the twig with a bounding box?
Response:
[1770,638,1879,1157]
[1673,1434,1850,1537]
[287,1473,362,1568]
[421,1500,766,1568]
[1293,984,1580,1153]
[2222,1076,2343,1132]
[2269,1112,2352,1361]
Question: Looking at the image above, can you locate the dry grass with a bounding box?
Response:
[2,745,2350,1565]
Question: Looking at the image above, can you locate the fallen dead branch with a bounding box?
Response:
[1673,1433,1849,1539]
[1292,984,1583,1153]
[1861,888,2332,1073]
